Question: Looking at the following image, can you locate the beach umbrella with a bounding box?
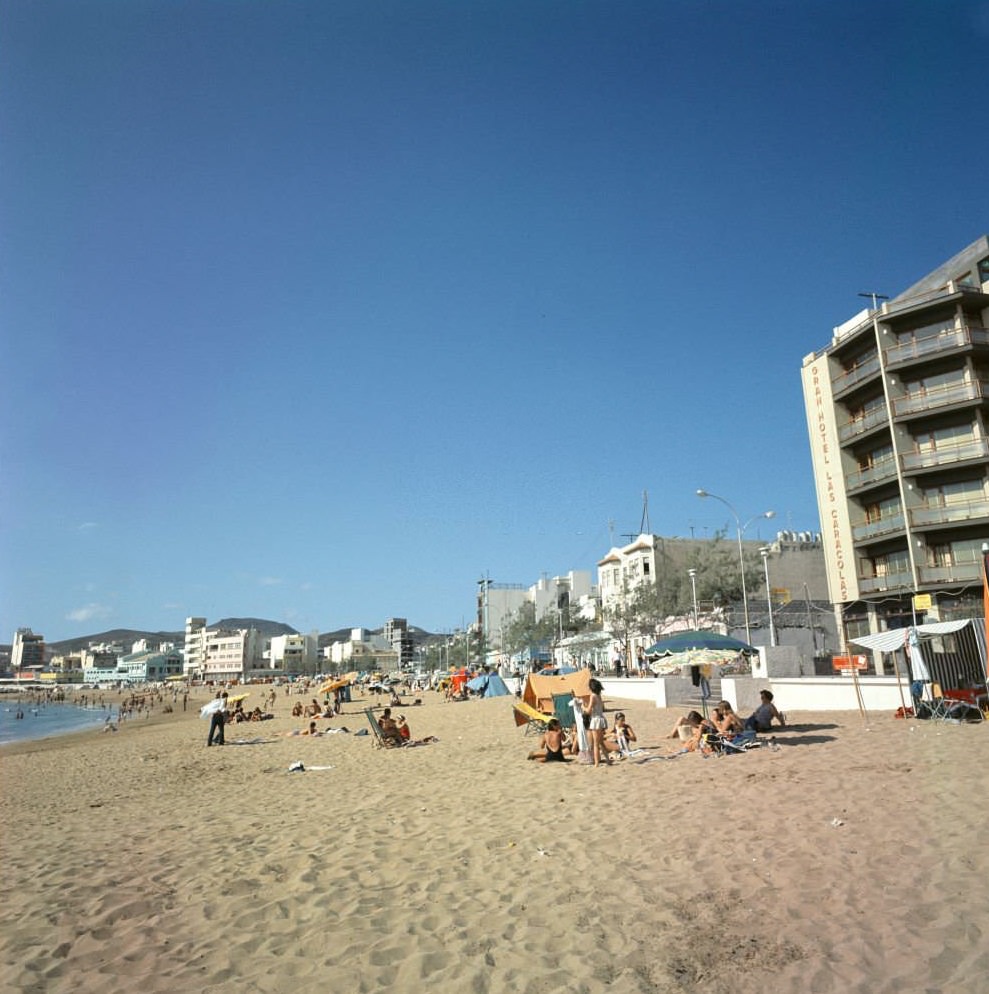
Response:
[227,693,250,705]
[649,647,744,675]
[645,630,756,657]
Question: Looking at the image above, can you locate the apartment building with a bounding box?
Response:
[268,632,319,675]
[801,235,989,644]
[11,628,46,672]
[184,617,264,681]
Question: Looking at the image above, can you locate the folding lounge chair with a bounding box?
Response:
[552,693,578,731]
[363,707,403,748]
[926,683,952,721]
[513,701,553,735]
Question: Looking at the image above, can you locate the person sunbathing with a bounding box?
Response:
[667,710,705,739]
[744,690,786,732]
[605,712,637,755]
[712,701,744,735]
[378,708,405,746]
[667,710,717,751]
[527,718,568,762]
[395,714,437,746]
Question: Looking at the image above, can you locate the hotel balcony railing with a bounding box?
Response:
[832,354,881,394]
[838,405,890,442]
[909,498,989,528]
[900,436,989,472]
[846,458,898,491]
[916,562,981,585]
[858,571,914,594]
[851,514,905,542]
[884,325,989,365]
[891,380,989,418]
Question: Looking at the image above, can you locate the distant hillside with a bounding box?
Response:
[43,620,439,656]
[47,619,299,655]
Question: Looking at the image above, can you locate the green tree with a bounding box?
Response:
[502,602,558,659]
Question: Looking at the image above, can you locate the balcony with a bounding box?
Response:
[891,380,989,418]
[884,325,989,366]
[858,571,913,594]
[852,514,905,542]
[838,406,890,443]
[832,354,881,395]
[900,436,989,472]
[916,562,981,585]
[846,457,898,491]
[909,498,989,528]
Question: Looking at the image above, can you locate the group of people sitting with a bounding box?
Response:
[291,698,341,720]
[526,689,785,763]
[667,690,785,752]
[527,710,638,763]
[376,707,437,747]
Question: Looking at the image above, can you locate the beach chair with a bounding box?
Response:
[552,693,578,731]
[513,701,553,735]
[927,683,952,721]
[363,708,404,748]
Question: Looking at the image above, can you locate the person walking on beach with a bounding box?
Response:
[207,691,228,746]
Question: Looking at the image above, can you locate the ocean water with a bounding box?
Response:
[0,700,116,746]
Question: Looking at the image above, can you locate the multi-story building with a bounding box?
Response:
[184,617,207,676]
[801,235,989,646]
[267,632,319,676]
[325,628,398,671]
[11,628,46,673]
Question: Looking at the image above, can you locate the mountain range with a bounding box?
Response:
[37,619,438,655]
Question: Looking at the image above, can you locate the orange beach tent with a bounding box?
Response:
[515,668,593,726]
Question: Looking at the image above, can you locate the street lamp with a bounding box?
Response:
[696,489,776,645]
[760,547,776,647]
[687,567,699,629]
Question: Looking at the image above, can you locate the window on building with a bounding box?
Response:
[912,421,973,454]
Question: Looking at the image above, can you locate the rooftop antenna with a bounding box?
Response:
[858,291,889,310]
[639,489,650,535]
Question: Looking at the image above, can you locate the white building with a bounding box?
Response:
[184,618,207,676]
[324,629,398,670]
[267,632,319,675]
[597,534,662,614]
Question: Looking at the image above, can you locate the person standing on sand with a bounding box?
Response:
[207,691,228,746]
[582,678,608,766]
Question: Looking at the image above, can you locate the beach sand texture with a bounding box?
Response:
[1,690,987,994]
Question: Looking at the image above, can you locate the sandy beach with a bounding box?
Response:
[1,687,987,994]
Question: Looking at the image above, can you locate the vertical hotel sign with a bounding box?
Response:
[801,354,859,603]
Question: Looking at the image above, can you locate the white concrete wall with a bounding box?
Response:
[597,674,912,714]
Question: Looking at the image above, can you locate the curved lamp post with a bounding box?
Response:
[696,489,775,645]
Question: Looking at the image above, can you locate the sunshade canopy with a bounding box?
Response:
[646,630,756,656]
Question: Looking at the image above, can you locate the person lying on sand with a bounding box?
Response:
[527,718,569,762]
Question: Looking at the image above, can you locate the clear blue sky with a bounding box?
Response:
[3,0,987,642]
